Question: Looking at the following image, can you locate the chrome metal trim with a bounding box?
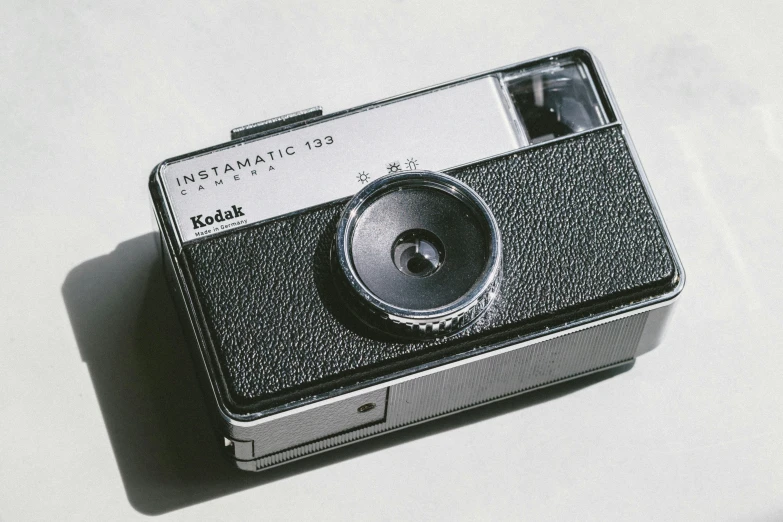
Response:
[230,106,323,140]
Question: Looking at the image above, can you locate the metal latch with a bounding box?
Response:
[231,106,323,140]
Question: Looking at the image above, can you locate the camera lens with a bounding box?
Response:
[392,229,444,278]
[334,171,502,337]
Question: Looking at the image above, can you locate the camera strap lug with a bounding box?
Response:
[230,106,323,140]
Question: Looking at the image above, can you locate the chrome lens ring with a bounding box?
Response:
[334,170,502,337]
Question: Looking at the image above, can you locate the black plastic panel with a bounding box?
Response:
[183,126,677,414]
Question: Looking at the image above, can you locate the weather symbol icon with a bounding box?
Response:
[405,158,419,170]
[356,171,371,184]
[386,162,402,174]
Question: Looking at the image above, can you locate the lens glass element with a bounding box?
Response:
[335,171,502,332]
[349,186,488,310]
[392,229,445,278]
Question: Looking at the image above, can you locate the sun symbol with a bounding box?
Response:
[386,162,402,174]
[356,171,371,184]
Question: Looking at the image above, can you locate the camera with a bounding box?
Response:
[149,49,684,471]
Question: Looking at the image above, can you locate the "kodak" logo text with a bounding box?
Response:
[190,205,245,229]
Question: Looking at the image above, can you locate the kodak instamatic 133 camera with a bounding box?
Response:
[149,49,684,471]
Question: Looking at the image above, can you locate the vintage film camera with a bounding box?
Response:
[149,49,684,471]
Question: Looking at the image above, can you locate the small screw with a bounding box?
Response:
[357,402,376,413]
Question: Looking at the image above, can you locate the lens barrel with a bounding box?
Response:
[333,171,502,338]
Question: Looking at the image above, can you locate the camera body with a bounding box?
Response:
[149,49,684,471]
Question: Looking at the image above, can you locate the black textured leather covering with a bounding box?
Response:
[182,126,678,415]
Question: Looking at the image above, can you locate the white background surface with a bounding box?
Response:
[2,1,782,520]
